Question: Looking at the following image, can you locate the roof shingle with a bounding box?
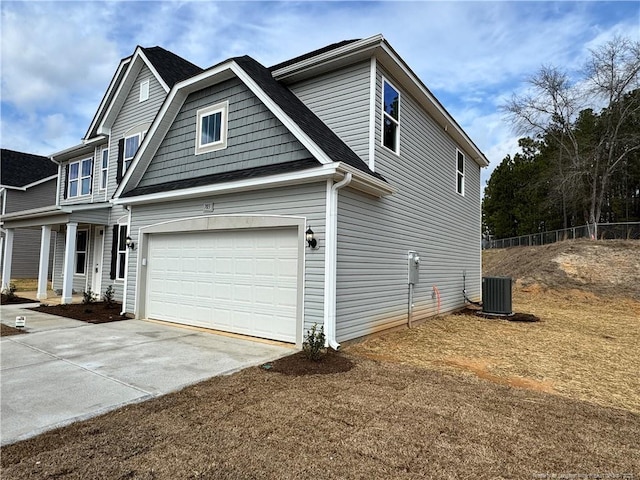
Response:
[142,46,204,88]
[1,149,57,188]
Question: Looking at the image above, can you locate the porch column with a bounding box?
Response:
[37,225,52,300]
[1,228,14,291]
[61,222,77,304]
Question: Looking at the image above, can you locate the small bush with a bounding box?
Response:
[103,285,115,308]
[2,283,17,300]
[82,290,96,305]
[303,323,326,361]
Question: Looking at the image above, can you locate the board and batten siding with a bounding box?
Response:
[138,78,311,188]
[288,61,371,163]
[125,182,327,332]
[334,66,482,342]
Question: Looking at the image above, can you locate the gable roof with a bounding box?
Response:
[86,46,203,140]
[269,39,360,71]
[142,46,203,88]
[234,56,384,181]
[115,55,388,199]
[1,149,57,189]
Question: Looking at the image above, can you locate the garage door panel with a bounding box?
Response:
[146,228,298,343]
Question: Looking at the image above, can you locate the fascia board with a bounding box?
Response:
[114,64,238,198]
[231,64,334,165]
[113,163,339,206]
[97,48,165,135]
[271,34,383,81]
[115,59,339,199]
[336,163,396,197]
[20,175,58,190]
[84,58,131,140]
[50,139,104,163]
[377,42,489,168]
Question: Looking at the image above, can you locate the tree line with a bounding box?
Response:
[483,36,640,240]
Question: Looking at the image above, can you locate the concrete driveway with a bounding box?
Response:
[0,304,293,446]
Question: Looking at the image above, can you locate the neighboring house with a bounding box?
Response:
[2,35,488,348]
[1,149,58,281]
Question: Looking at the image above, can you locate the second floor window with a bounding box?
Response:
[382,79,400,154]
[68,158,92,197]
[456,150,465,196]
[100,148,109,190]
[124,133,141,173]
[195,101,228,155]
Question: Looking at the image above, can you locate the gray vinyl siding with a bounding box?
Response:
[288,61,371,162]
[107,64,166,197]
[138,78,310,188]
[126,182,326,332]
[5,181,56,213]
[334,67,482,342]
[2,183,56,278]
[1,229,55,279]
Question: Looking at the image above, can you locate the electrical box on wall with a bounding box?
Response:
[408,251,420,285]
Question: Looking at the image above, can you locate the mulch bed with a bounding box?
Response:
[1,323,28,336]
[456,306,541,322]
[262,350,354,375]
[29,302,127,324]
[1,294,38,305]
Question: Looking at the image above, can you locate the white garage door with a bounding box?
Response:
[146,228,298,343]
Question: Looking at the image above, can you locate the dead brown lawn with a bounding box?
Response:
[346,287,640,414]
[2,354,638,480]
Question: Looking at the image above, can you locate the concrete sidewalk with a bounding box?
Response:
[0,304,293,446]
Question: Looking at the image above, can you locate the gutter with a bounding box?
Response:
[324,172,352,350]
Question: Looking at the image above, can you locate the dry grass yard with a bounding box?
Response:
[2,240,639,479]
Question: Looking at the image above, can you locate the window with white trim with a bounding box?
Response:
[68,158,92,197]
[456,149,465,196]
[75,229,88,275]
[123,133,142,174]
[139,79,149,102]
[195,101,228,155]
[116,224,128,280]
[382,79,400,154]
[100,148,109,190]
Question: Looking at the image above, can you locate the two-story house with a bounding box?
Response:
[2,35,488,348]
[1,47,202,302]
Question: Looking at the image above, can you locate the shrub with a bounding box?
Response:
[82,290,96,305]
[2,283,17,300]
[103,285,115,308]
[303,323,326,361]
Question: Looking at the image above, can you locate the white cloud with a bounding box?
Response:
[1,0,637,171]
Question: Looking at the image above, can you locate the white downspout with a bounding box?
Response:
[324,172,352,350]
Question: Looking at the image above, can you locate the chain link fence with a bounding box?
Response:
[485,222,640,249]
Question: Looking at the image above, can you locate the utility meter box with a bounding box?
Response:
[408,251,420,285]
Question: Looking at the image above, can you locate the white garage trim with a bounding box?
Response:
[136,215,306,346]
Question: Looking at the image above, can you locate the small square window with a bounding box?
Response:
[195,101,228,155]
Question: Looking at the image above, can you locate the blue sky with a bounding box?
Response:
[1,1,638,190]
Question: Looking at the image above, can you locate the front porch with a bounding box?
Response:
[1,204,111,304]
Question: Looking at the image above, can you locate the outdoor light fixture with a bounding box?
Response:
[305,227,317,249]
[126,236,135,250]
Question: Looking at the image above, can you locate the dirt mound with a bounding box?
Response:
[483,239,640,299]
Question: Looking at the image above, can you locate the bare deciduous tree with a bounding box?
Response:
[503,36,640,238]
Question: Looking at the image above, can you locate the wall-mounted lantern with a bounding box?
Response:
[126,236,135,250]
[305,227,317,249]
